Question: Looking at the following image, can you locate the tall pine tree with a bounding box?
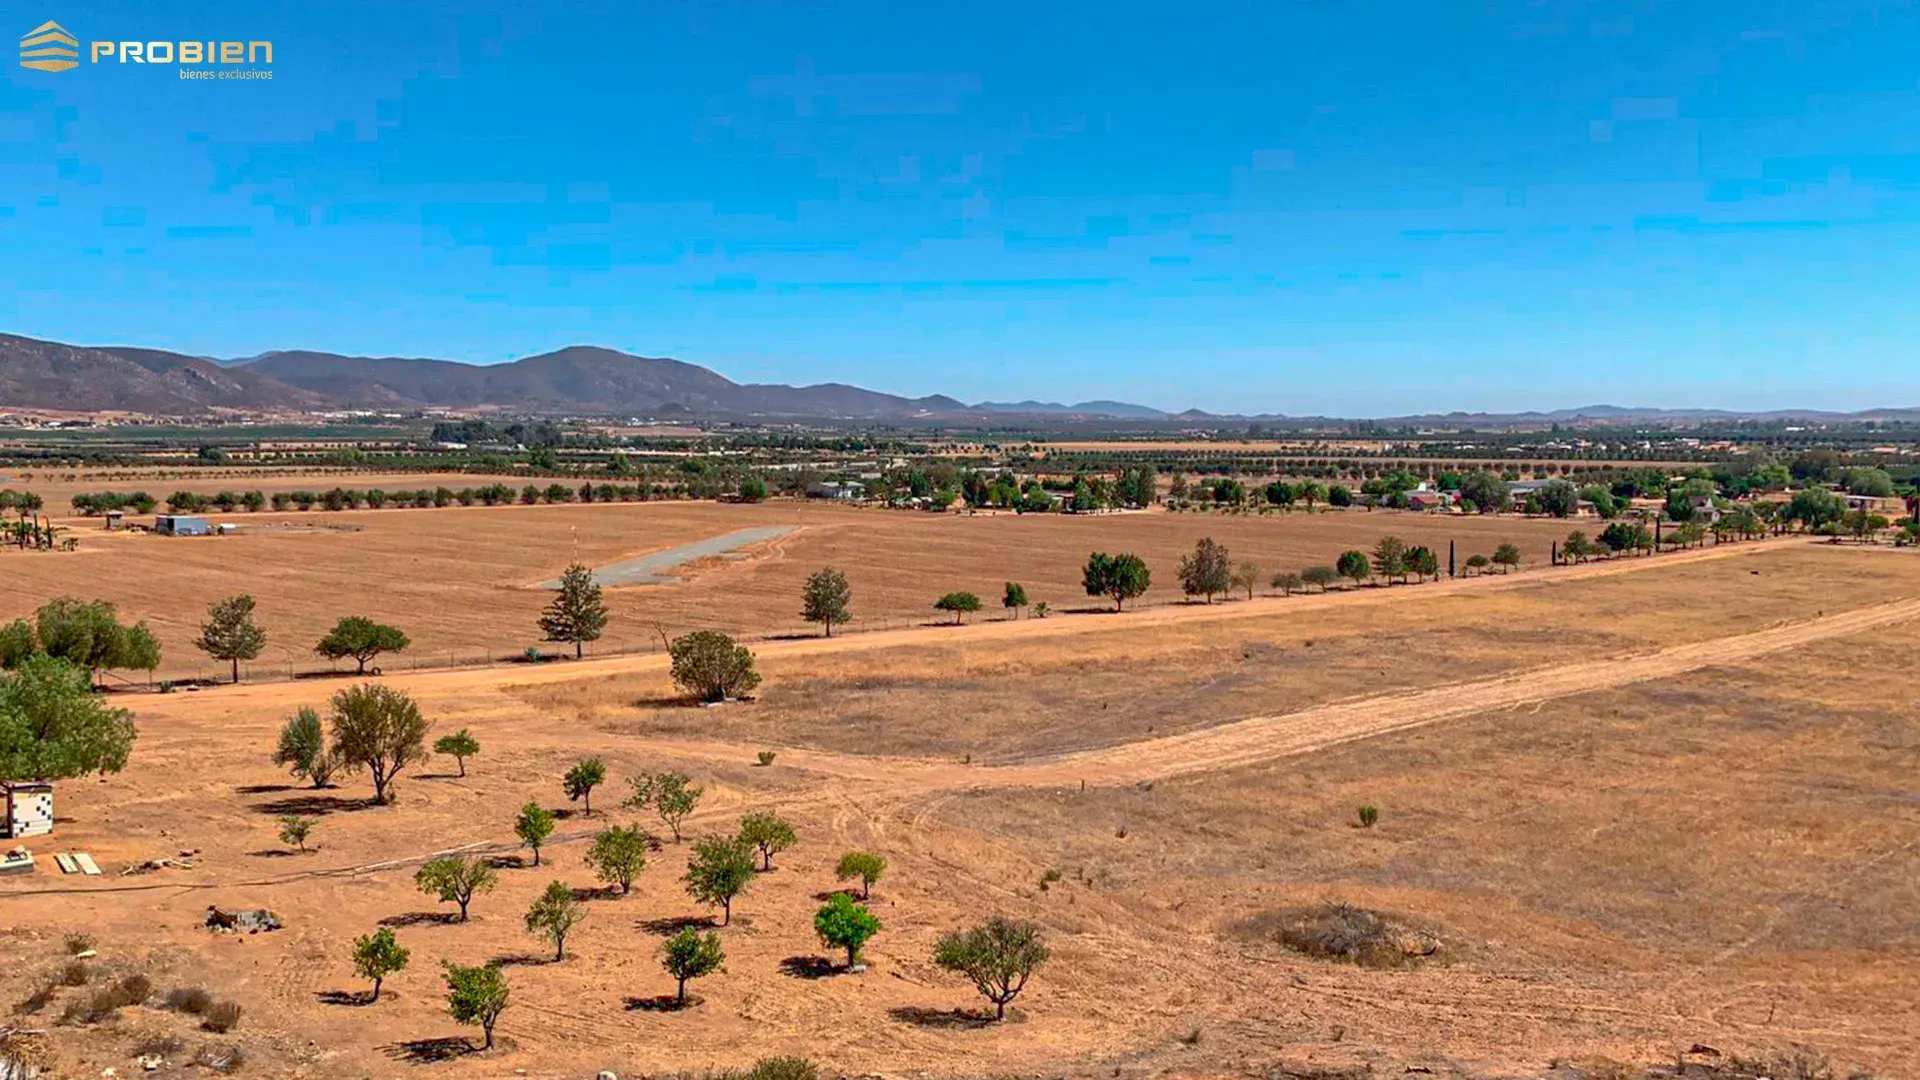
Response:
[540,564,609,659]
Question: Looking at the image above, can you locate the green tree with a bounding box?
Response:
[737,810,796,871]
[539,564,609,660]
[1082,552,1151,610]
[352,927,409,1002]
[1327,485,1353,507]
[669,631,761,703]
[1845,467,1895,497]
[31,598,154,686]
[314,616,410,675]
[1491,543,1522,573]
[1537,479,1580,518]
[415,856,497,921]
[1578,485,1620,518]
[801,567,853,637]
[278,814,313,852]
[1403,545,1439,581]
[433,729,479,776]
[1371,536,1409,583]
[1464,553,1490,575]
[932,917,1050,1021]
[684,835,755,925]
[737,475,769,502]
[524,880,585,961]
[1270,570,1303,595]
[1301,565,1337,592]
[1562,529,1597,563]
[585,824,648,894]
[1230,561,1261,600]
[0,655,137,782]
[835,850,887,901]
[1787,487,1844,530]
[563,757,606,815]
[328,683,430,804]
[933,591,982,624]
[1456,472,1510,513]
[814,893,882,970]
[194,594,266,684]
[274,706,338,788]
[660,928,724,1005]
[1176,538,1232,602]
[624,771,702,841]
[1335,549,1370,587]
[515,801,556,866]
[1001,582,1028,619]
[442,962,509,1049]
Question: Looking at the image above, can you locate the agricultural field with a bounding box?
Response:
[0,498,1581,681]
[0,541,1912,1078]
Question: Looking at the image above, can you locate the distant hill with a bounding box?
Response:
[973,399,1168,419]
[0,334,328,414]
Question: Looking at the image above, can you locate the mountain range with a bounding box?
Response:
[2,332,1916,425]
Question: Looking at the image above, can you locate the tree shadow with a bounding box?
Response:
[776,955,838,980]
[253,794,382,817]
[413,773,465,782]
[236,783,294,795]
[482,855,525,870]
[246,848,300,859]
[888,1005,996,1029]
[637,914,716,936]
[315,989,374,1006]
[631,694,699,709]
[382,1037,476,1063]
[379,911,460,928]
[487,953,549,968]
[623,994,693,1012]
[810,888,861,902]
[570,885,622,902]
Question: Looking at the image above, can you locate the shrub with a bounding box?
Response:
[57,960,90,987]
[63,932,95,955]
[1357,805,1379,828]
[117,973,152,1003]
[163,986,213,1014]
[835,851,887,900]
[515,801,556,865]
[813,893,882,970]
[13,983,54,1015]
[1269,902,1438,968]
[660,928,724,1005]
[442,962,509,1050]
[432,729,480,776]
[279,814,313,851]
[755,750,776,767]
[585,824,649,894]
[203,1000,242,1032]
[415,856,498,920]
[563,756,606,815]
[352,927,410,1001]
[736,811,796,871]
[669,630,761,702]
[748,1058,819,1080]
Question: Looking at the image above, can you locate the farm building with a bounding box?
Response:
[154,514,211,536]
[1,782,53,838]
[104,509,124,530]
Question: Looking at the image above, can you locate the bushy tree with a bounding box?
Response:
[1492,543,1522,573]
[684,835,755,925]
[660,928,724,1005]
[1335,550,1370,586]
[835,851,887,901]
[563,757,606,815]
[1001,582,1028,619]
[195,594,266,684]
[433,729,479,776]
[278,814,313,852]
[28,598,157,686]
[932,917,1050,1020]
[1456,472,1510,513]
[1270,570,1303,595]
[1176,538,1232,602]
[1370,536,1408,583]
[539,564,609,660]
[352,927,409,1002]
[625,771,702,841]
[1464,553,1490,575]
[328,684,430,804]
[737,810,796,871]
[524,880,585,961]
[1562,530,1597,563]
[274,706,338,788]
[585,824,649,894]
[1082,552,1150,610]
[0,655,137,782]
[1787,487,1844,530]
[315,616,410,675]
[814,893,882,970]
[1537,479,1580,518]
[1230,561,1261,600]
[1301,566,1337,592]
[669,631,761,702]
[442,962,509,1049]
[415,856,497,921]
[515,801,556,866]
[1404,545,1439,581]
[933,591,982,624]
[801,567,853,637]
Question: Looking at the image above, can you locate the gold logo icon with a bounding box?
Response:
[20,20,78,71]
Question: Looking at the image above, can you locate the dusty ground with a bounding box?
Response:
[1,541,1915,1079]
[0,497,1579,681]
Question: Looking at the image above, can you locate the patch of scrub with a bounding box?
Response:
[541,525,795,588]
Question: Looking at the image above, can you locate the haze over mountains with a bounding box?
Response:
[1,332,1915,425]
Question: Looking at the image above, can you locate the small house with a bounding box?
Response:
[1406,490,1450,512]
[1,781,53,838]
[806,481,864,501]
[154,514,211,536]
[104,509,124,530]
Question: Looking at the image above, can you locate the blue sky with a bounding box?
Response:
[4,0,1920,415]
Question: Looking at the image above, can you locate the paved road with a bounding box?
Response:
[539,524,796,587]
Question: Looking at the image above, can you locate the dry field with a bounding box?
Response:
[0,499,1578,681]
[1,467,526,512]
[1,542,1916,1079]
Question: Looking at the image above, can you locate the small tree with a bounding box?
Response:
[1301,565,1337,592]
[585,824,648,894]
[352,927,409,1002]
[933,591,982,625]
[814,893,882,970]
[1371,536,1409,583]
[669,631,761,703]
[684,835,755,925]
[835,851,887,901]
[327,684,429,804]
[1270,570,1303,595]
[624,772,702,841]
[1492,543,1522,573]
[515,802,556,866]
[539,564,608,660]
[801,567,853,637]
[933,917,1050,1021]
[1335,550,1371,587]
[1231,561,1261,600]
[278,814,313,852]
[442,962,509,1050]
[274,706,338,788]
[524,880,585,961]
[194,594,266,684]
[1176,538,1232,602]
[1404,546,1439,582]
[314,616,410,675]
[1082,552,1151,611]
[415,856,497,921]
[433,729,479,777]
[563,757,606,815]
[1001,582,1028,619]
[660,928,724,1005]
[1464,553,1490,576]
[737,810,796,871]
